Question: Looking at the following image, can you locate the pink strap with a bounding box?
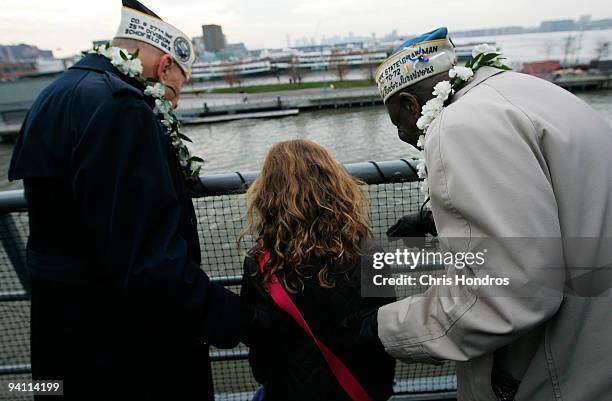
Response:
[258,251,373,401]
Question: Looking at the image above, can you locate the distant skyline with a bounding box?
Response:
[1,0,611,57]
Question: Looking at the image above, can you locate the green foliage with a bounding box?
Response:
[177,133,193,143]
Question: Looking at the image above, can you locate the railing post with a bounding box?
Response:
[0,213,30,298]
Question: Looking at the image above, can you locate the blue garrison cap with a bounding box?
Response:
[393,27,452,54]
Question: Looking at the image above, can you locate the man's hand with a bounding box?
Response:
[241,301,294,348]
[387,210,437,239]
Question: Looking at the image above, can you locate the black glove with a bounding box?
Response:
[339,307,385,352]
[492,368,521,401]
[386,210,437,239]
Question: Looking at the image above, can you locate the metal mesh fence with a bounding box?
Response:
[193,181,457,398]
[0,212,30,375]
[0,180,457,400]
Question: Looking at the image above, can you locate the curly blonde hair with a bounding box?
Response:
[239,139,371,291]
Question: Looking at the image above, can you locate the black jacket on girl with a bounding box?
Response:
[241,252,396,401]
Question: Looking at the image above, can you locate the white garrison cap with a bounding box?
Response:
[114,0,196,78]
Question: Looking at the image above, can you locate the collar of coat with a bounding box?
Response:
[451,66,506,104]
[70,54,147,99]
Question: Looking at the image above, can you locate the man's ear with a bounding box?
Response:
[155,54,174,83]
[398,92,421,116]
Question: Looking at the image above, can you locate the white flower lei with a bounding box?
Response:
[85,44,204,178]
[415,44,511,196]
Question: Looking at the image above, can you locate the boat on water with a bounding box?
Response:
[455,43,480,62]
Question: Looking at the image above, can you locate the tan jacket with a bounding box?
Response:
[377,67,612,400]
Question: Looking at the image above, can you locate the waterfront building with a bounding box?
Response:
[202,24,226,52]
[540,19,577,32]
[0,44,54,63]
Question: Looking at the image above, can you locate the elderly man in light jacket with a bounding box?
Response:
[363,27,612,401]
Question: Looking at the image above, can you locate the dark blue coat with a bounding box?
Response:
[9,54,244,400]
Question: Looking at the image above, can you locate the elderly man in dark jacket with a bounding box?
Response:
[8,1,247,400]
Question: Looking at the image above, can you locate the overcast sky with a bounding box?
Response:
[2,0,611,57]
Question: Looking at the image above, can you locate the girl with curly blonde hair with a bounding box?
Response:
[240,139,395,401]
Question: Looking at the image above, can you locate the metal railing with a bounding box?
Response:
[0,159,458,400]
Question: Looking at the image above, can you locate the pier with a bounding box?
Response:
[182,109,300,125]
[553,74,612,91]
[173,85,385,125]
[176,86,383,122]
